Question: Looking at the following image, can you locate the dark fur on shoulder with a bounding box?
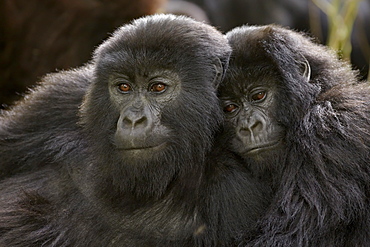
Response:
[221,25,370,246]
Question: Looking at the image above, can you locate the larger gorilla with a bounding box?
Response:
[218,25,370,246]
[0,15,270,246]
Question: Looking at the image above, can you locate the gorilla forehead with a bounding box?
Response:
[92,14,232,86]
[226,26,272,60]
[220,63,280,99]
[94,14,230,65]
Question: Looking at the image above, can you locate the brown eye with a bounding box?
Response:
[251,91,266,101]
[118,83,131,93]
[224,104,238,113]
[150,83,166,93]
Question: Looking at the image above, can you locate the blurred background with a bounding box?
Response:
[0,0,369,109]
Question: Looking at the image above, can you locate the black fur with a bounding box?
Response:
[220,25,370,246]
[0,15,270,246]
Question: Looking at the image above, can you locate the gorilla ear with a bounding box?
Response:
[300,56,311,83]
[212,57,224,88]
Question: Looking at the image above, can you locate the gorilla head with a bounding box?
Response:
[78,14,231,198]
[219,24,360,167]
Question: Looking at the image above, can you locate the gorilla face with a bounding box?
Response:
[219,65,285,160]
[219,25,314,162]
[85,49,224,167]
[109,69,180,160]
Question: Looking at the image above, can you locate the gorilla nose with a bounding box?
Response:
[237,120,263,139]
[122,114,148,129]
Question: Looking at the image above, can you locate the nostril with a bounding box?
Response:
[238,128,250,137]
[250,121,263,132]
[132,116,147,128]
[122,117,133,127]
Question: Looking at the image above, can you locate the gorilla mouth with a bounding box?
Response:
[246,140,281,154]
[118,142,167,152]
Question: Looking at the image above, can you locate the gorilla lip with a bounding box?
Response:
[118,142,167,151]
[246,140,281,154]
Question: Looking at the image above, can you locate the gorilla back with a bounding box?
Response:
[0,15,269,246]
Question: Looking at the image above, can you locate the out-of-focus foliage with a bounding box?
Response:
[311,0,369,80]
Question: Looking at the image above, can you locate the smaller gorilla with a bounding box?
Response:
[0,15,269,246]
[218,25,370,246]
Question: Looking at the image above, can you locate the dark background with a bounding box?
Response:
[1,0,369,109]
